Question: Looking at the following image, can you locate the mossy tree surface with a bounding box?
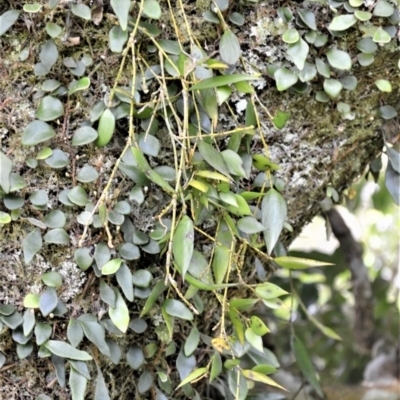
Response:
[0,0,399,399]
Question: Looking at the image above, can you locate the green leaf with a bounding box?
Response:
[68,77,90,95]
[221,150,247,178]
[79,320,110,356]
[385,161,400,205]
[210,352,222,381]
[109,26,128,53]
[69,366,88,400]
[138,133,160,157]
[357,53,374,67]
[74,248,93,271]
[357,38,378,54]
[45,22,62,38]
[184,326,200,356]
[261,189,287,254]
[298,8,317,30]
[282,29,299,44]
[326,48,352,70]
[220,30,241,65]
[102,258,123,275]
[111,0,131,30]
[0,211,11,224]
[45,149,69,169]
[198,141,230,178]
[177,367,207,388]
[68,318,84,348]
[96,109,115,147]
[116,263,134,301]
[329,14,357,31]
[0,151,12,193]
[126,345,145,370]
[272,111,290,129]
[256,282,288,300]
[44,210,66,230]
[299,62,317,82]
[35,323,52,345]
[95,365,111,400]
[17,343,34,359]
[42,271,62,288]
[24,293,40,308]
[323,78,343,98]
[293,335,323,397]
[245,328,263,352]
[22,120,55,146]
[229,12,245,26]
[23,3,42,13]
[36,96,64,122]
[40,39,58,72]
[45,340,92,361]
[109,290,130,332]
[132,269,153,287]
[274,68,298,91]
[250,316,270,336]
[274,256,334,269]
[373,27,391,43]
[316,58,330,78]
[0,10,21,37]
[39,287,58,316]
[379,105,398,120]
[67,186,88,206]
[212,244,230,284]
[375,79,392,92]
[71,4,91,20]
[190,74,259,91]
[23,228,43,264]
[173,216,194,281]
[287,38,309,70]
[228,306,245,344]
[143,0,162,19]
[43,229,69,245]
[163,299,193,321]
[140,280,168,318]
[237,216,265,234]
[355,10,372,21]
[242,369,286,390]
[373,0,394,17]
[72,126,98,146]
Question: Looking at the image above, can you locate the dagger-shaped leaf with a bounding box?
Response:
[172,216,194,281]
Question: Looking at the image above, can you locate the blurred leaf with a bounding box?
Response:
[143,0,162,19]
[293,335,323,397]
[329,14,357,30]
[71,4,91,20]
[69,366,88,400]
[68,318,84,348]
[24,293,40,308]
[36,96,64,121]
[184,326,200,356]
[140,280,168,317]
[42,271,62,288]
[275,256,334,269]
[23,229,43,264]
[102,258,123,275]
[274,68,298,91]
[177,367,207,388]
[0,151,12,193]
[326,48,352,70]
[242,369,286,390]
[111,0,130,30]
[0,10,21,36]
[94,365,111,400]
[287,38,309,70]
[191,74,259,91]
[79,320,110,356]
[385,161,400,205]
[250,316,270,336]
[126,345,145,370]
